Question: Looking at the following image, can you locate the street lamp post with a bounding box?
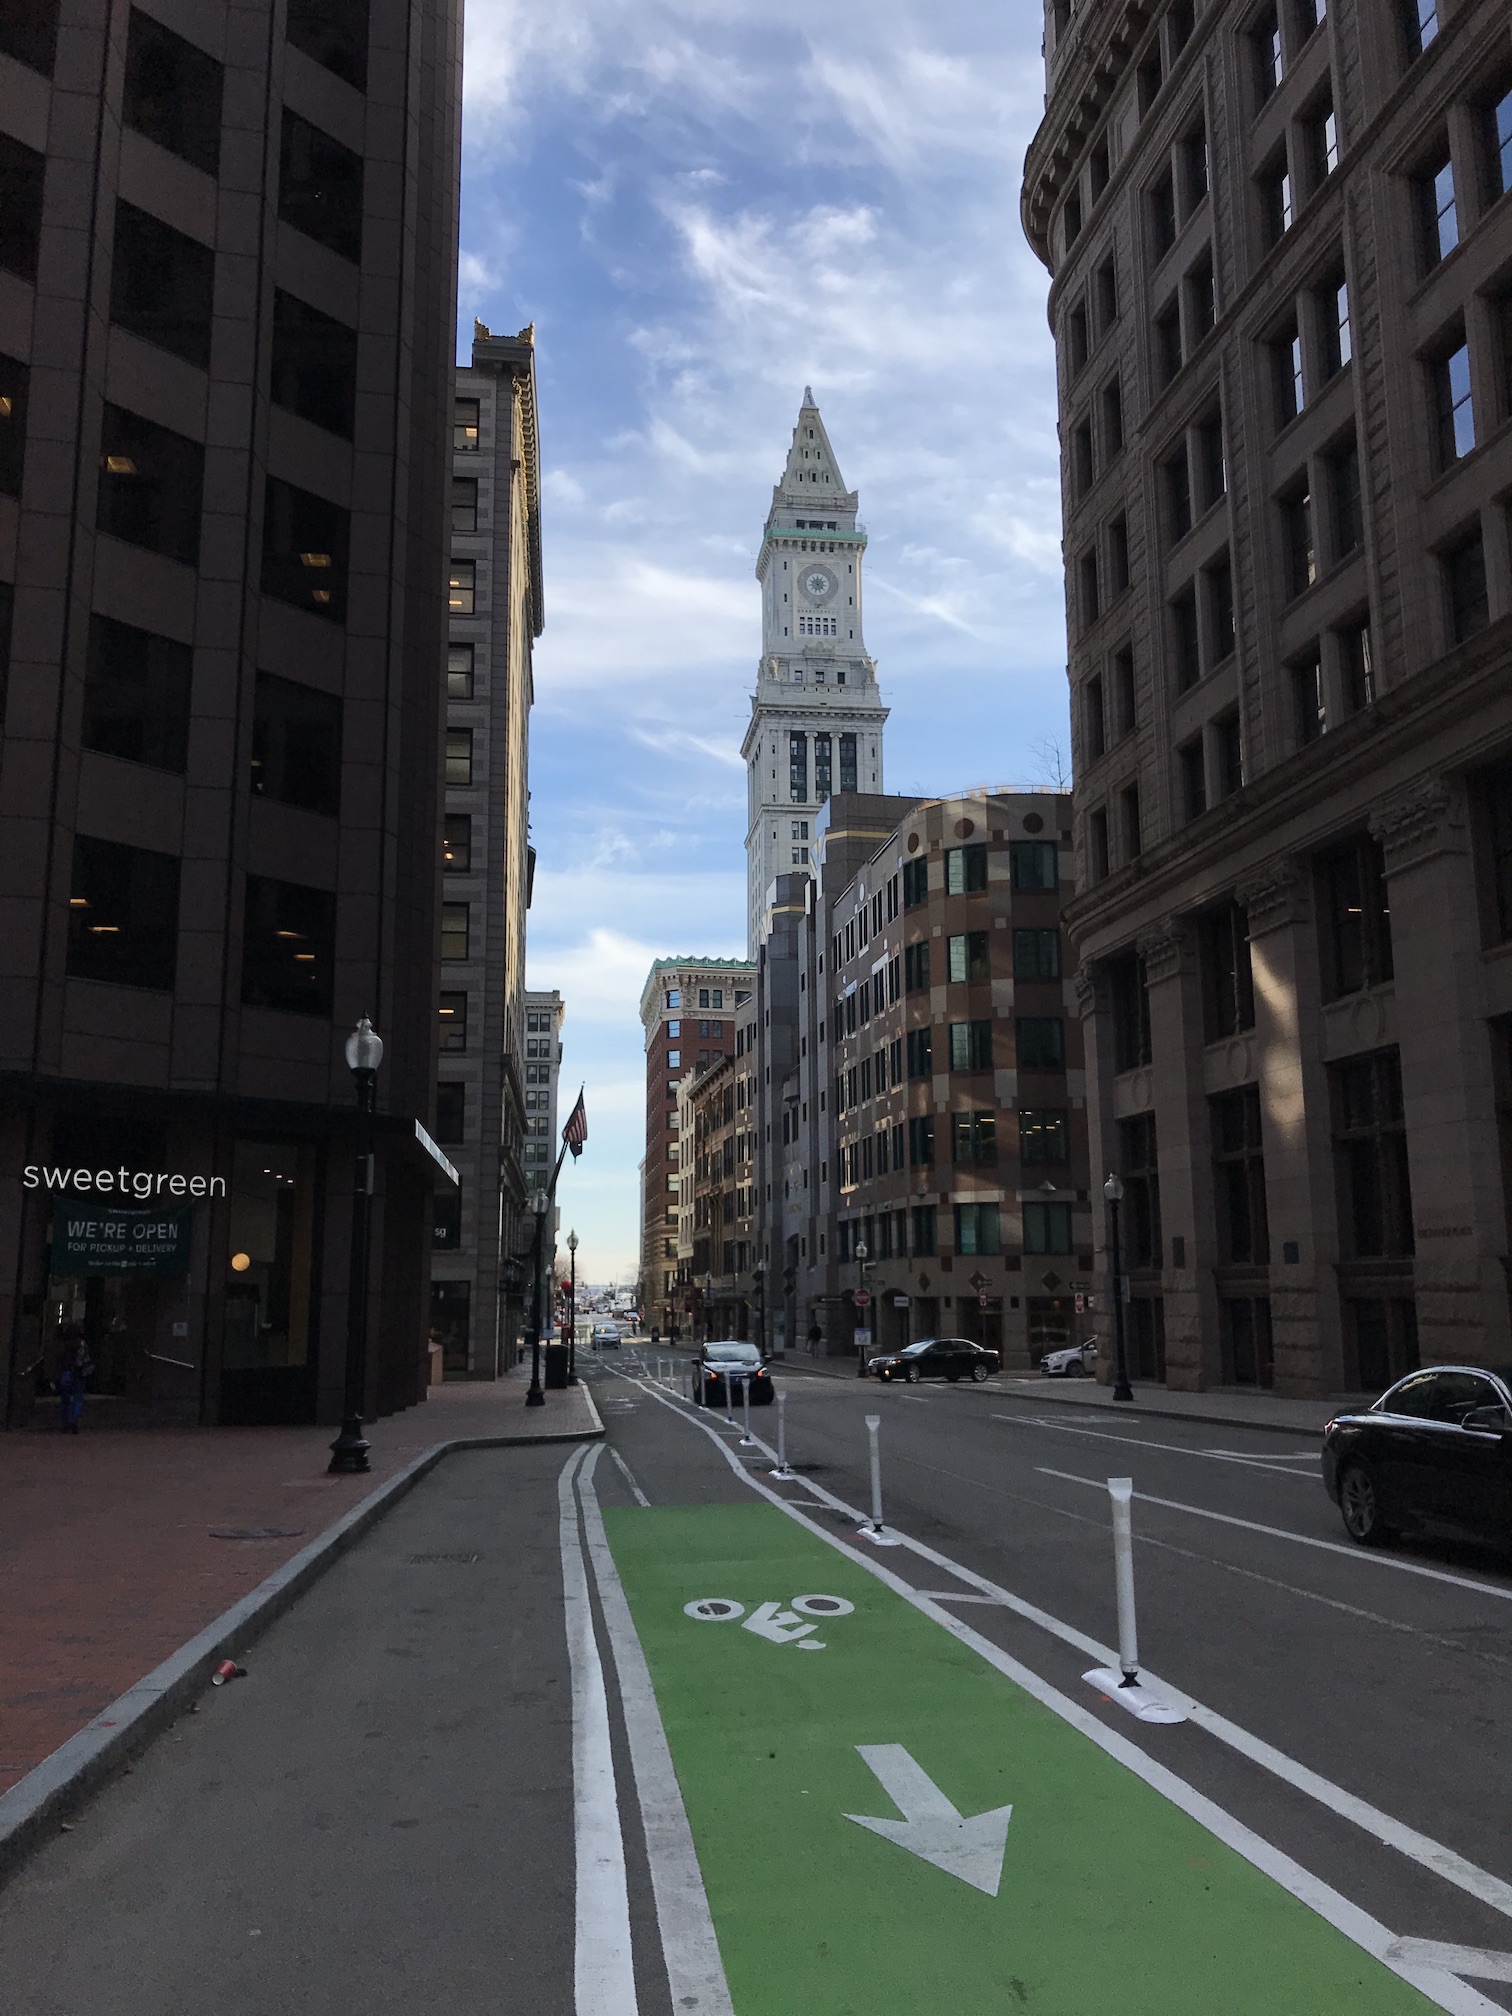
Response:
[566,1229,579,1385]
[330,1017,384,1474]
[524,1186,550,1408]
[703,1272,714,1343]
[854,1239,870,1378]
[752,1255,767,1358]
[1104,1172,1134,1402]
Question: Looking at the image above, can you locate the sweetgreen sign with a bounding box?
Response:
[51,1199,194,1277]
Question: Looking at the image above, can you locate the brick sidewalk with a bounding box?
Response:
[0,1373,597,1798]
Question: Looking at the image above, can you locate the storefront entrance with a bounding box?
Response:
[220,1139,320,1425]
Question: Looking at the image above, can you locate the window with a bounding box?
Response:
[1488,86,1512,200]
[98,405,203,566]
[1024,1200,1074,1254]
[1119,1112,1162,1267]
[0,134,44,284]
[447,643,474,699]
[279,110,364,263]
[287,0,369,90]
[1331,1050,1412,1257]
[271,292,358,439]
[1013,928,1060,981]
[452,478,478,534]
[262,477,349,620]
[1122,781,1142,861]
[241,875,335,1015]
[1212,1086,1269,1264]
[951,1112,997,1166]
[80,615,191,773]
[1328,436,1362,556]
[0,0,58,74]
[908,1116,935,1168]
[435,1082,465,1145]
[1020,1109,1069,1165]
[123,9,223,175]
[438,991,468,1052]
[1339,618,1375,710]
[1017,1016,1065,1071]
[454,398,480,452]
[1068,298,1090,376]
[1420,150,1458,266]
[1318,274,1351,377]
[955,1204,1002,1256]
[1171,587,1200,690]
[814,732,832,801]
[947,932,991,984]
[1430,343,1475,465]
[1293,647,1326,743]
[441,902,469,961]
[1187,252,1216,342]
[946,844,988,893]
[906,1027,933,1078]
[445,727,473,785]
[839,732,858,794]
[1274,323,1305,425]
[1179,738,1207,821]
[1205,555,1236,661]
[433,1187,462,1250]
[1259,159,1293,245]
[66,835,180,990]
[1107,516,1130,598]
[1280,484,1315,598]
[251,672,342,814]
[1444,530,1489,641]
[1253,5,1283,100]
[911,1205,937,1257]
[1317,835,1393,998]
[449,559,476,614]
[789,730,808,803]
[1070,422,1094,499]
[1199,900,1255,1039]
[1112,646,1136,737]
[442,815,471,873]
[1095,256,1118,331]
[1155,301,1183,384]
[110,203,214,368]
[1102,377,1125,457]
[902,857,928,908]
[1183,123,1210,211]
[1150,172,1177,258]
[1214,710,1244,800]
[1164,446,1193,541]
[1109,951,1151,1071]
[1480,760,1512,941]
[1305,95,1340,186]
[1085,675,1106,761]
[1010,840,1059,890]
[950,1020,994,1071]
[1089,807,1110,882]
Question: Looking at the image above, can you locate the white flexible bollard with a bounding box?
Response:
[772,1388,792,1478]
[724,1368,735,1428]
[740,1372,754,1446]
[1108,1476,1139,1682]
[866,1414,884,1532]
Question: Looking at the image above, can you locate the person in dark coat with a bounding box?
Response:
[55,1325,93,1434]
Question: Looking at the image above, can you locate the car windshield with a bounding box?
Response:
[707,1344,761,1365]
[900,1341,935,1357]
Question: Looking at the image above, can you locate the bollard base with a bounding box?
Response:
[1082,1666,1187,1724]
[858,1523,902,1547]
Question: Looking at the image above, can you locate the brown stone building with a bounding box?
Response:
[676,1047,760,1343]
[0,0,461,1425]
[1023,0,1512,1392]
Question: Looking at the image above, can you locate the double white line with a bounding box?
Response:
[557,1443,733,2016]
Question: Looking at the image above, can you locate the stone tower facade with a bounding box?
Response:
[741,393,888,952]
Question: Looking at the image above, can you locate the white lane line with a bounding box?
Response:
[622,1372,1512,1933]
[630,1380,1501,2015]
[558,1445,638,2016]
[1388,1941,1512,1984]
[576,1454,735,2015]
[993,1413,1319,1477]
[608,1445,650,1507]
[1033,1467,1512,1606]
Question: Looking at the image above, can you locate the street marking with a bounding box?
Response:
[684,1598,745,1621]
[575,1455,735,2016]
[624,1372,1512,1941]
[994,1413,1320,1477]
[608,1445,650,1506]
[844,1744,1013,1895]
[1033,1467,1512,1605]
[742,1599,822,1647]
[557,1446,638,2016]
[1388,1943,1512,1984]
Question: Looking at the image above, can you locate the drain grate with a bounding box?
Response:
[210,1526,305,1540]
[409,1551,481,1565]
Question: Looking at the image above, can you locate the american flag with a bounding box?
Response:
[562,1089,587,1158]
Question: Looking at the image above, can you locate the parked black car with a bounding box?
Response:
[691,1341,774,1407]
[867,1337,1001,1385]
[1322,1365,1512,1548]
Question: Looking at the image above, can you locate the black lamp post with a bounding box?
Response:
[330,1016,383,1474]
[524,1185,550,1408]
[753,1255,767,1358]
[854,1239,870,1377]
[566,1229,579,1385]
[1104,1171,1134,1402]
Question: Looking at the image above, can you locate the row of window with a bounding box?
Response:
[836,1196,1077,1263]
[788,730,858,804]
[838,1104,1073,1183]
[664,985,737,1010]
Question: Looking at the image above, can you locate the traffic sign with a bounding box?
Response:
[854,1288,872,1308]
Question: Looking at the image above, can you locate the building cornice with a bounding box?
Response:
[1021,0,1159,271]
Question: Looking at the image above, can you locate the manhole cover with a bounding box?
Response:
[409,1552,481,1565]
[210,1526,305,1540]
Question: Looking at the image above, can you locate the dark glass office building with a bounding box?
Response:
[0,0,462,1425]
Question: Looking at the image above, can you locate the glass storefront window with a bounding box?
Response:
[224,1140,318,1373]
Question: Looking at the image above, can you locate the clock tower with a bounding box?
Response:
[741,390,888,952]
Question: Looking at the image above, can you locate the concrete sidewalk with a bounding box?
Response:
[0,1369,599,1804]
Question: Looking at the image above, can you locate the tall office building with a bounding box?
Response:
[430,328,543,1377]
[741,391,888,955]
[0,0,461,1426]
[1023,0,1512,1393]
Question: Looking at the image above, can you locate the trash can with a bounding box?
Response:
[545,1342,570,1390]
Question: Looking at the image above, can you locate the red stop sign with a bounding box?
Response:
[854,1289,872,1309]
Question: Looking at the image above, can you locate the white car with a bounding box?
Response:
[1041,1340,1098,1377]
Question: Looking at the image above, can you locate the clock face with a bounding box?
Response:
[801,566,837,604]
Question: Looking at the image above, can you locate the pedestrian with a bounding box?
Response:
[806,1320,822,1356]
[55,1325,93,1434]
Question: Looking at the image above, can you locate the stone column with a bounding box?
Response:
[1138,920,1217,1390]
[1236,857,1343,1395]
[1369,779,1510,1366]
[1074,961,1116,1384]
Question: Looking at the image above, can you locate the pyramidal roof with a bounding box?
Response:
[771,389,855,515]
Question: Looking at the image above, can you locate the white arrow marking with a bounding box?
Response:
[844,1745,1012,1895]
[741,1600,816,1646]
[1386,1939,1512,1984]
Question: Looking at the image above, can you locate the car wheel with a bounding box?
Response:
[1066,1360,1085,1377]
[905,1364,920,1384]
[971,1363,989,1383]
[1338,1462,1391,1547]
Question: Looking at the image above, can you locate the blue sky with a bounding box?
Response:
[459,0,1067,1284]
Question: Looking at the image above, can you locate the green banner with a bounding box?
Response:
[51,1199,194,1278]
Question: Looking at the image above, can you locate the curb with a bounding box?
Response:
[0,1400,603,1890]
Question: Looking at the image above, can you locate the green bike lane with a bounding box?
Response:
[602,1497,1446,2016]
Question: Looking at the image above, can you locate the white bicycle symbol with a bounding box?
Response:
[682,1593,855,1649]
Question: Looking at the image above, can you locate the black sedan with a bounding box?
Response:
[691,1341,774,1407]
[868,1337,1001,1385]
[1323,1365,1512,1549]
